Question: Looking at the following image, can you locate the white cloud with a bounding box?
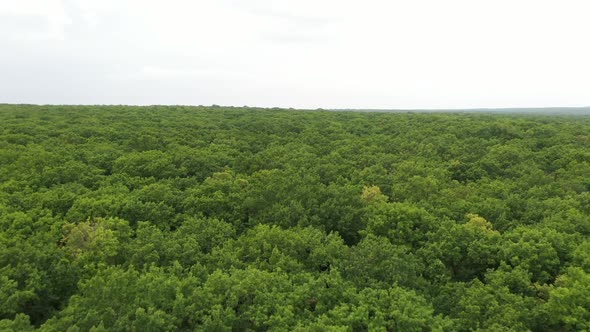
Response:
[0,0,71,40]
[106,65,250,81]
[1,0,589,108]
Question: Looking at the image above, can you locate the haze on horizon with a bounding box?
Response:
[1,0,589,110]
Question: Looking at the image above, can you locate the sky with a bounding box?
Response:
[1,0,589,109]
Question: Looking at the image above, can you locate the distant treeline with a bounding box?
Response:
[330,106,590,114]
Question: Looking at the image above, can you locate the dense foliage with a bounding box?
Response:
[1,104,590,331]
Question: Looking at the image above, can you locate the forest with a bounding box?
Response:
[1,104,589,331]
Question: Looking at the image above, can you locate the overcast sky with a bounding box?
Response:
[1,0,589,109]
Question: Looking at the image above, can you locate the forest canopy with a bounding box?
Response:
[1,104,590,331]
